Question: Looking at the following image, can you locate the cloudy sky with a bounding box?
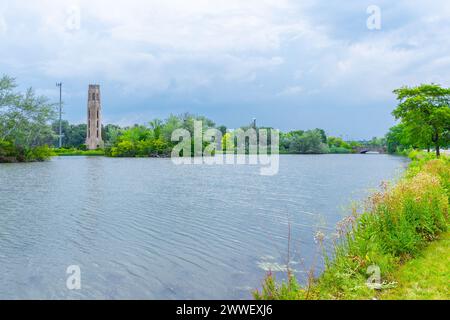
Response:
[1,0,449,138]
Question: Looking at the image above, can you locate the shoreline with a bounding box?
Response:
[254,152,449,300]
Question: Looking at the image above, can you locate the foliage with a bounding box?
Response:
[392,84,450,157]
[367,136,386,149]
[103,124,123,146]
[0,140,19,162]
[106,114,217,158]
[0,75,56,162]
[280,129,330,154]
[385,124,413,154]
[106,121,383,157]
[50,121,126,149]
[253,273,305,300]
[327,136,356,154]
[328,136,351,149]
[51,120,87,148]
[50,119,370,157]
[25,145,54,161]
[254,155,449,300]
[328,146,351,154]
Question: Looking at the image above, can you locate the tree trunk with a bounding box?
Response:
[433,131,440,158]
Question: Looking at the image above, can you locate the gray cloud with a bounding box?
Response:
[1,0,450,138]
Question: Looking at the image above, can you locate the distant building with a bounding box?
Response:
[86,84,103,150]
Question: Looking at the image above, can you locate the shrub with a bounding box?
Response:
[329,146,353,154]
[253,273,305,300]
[0,140,18,162]
[0,140,53,162]
[26,145,54,161]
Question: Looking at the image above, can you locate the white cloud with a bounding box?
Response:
[278,85,304,96]
[0,0,308,94]
[0,15,6,35]
[2,0,450,137]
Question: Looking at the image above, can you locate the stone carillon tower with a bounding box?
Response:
[86,85,103,150]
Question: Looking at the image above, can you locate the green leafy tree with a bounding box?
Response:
[385,124,411,154]
[280,130,304,152]
[393,84,450,157]
[327,136,353,153]
[52,121,87,148]
[315,128,327,144]
[108,114,216,158]
[0,76,56,162]
[149,119,163,140]
[103,124,122,146]
[217,125,227,136]
[281,129,329,154]
[161,114,182,142]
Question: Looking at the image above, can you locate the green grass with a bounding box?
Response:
[53,148,105,157]
[381,232,450,300]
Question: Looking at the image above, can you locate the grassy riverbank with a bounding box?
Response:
[254,153,449,300]
[53,148,105,157]
[381,232,449,300]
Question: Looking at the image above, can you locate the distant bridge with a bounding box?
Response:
[354,147,386,154]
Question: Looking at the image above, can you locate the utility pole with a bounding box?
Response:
[253,118,257,129]
[56,82,63,148]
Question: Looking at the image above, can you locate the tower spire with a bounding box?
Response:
[86,84,103,150]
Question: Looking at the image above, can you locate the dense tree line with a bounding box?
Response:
[51,121,86,148]
[7,74,425,162]
[51,114,363,157]
[106,114,218,157]
[104,122,363,157]
[6,114,371,161]
[50,121,122,150]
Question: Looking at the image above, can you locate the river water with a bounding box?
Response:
[0,155,408,299]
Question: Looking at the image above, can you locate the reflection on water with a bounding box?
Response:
[0,155,408,299]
